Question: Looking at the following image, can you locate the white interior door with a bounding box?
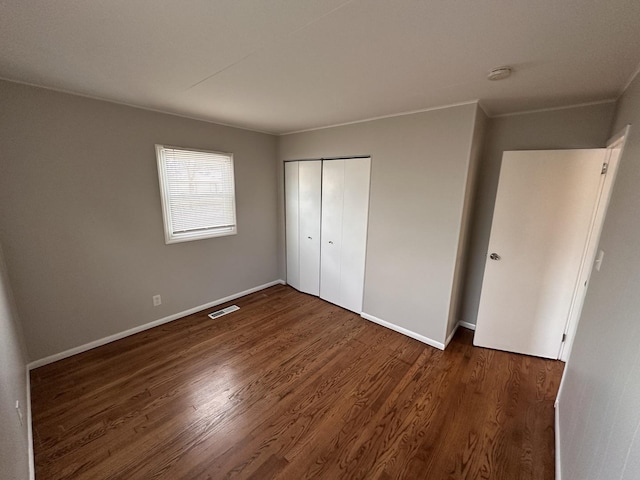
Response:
[320,158,370,313]
[320,160,344,306]
[284,161,300,290]
[339,158,371,312]
[298,161,322,295]
[474,149,607,359]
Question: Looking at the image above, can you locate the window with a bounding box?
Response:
[156,145,237,243]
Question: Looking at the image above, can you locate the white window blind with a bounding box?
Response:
[156,145,237,243]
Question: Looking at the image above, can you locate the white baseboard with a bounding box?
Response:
[26,369,34,480]
[28,279,285,369]
[445,323,459,348]
[555,403,562,480]
[444,320,477,348]
[360,312,445,350]
[457,320,476,331]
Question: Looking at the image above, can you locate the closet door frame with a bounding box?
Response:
[285,156,371,313]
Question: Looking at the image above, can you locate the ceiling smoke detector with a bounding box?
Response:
[488,66,512,81]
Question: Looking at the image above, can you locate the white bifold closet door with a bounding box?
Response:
[320,158,371,313]
[285,160,321,295]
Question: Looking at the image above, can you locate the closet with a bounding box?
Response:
[285,157,371,313]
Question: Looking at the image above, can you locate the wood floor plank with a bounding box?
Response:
[31,285,563,479]
[173,321,400,479]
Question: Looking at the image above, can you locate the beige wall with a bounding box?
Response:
[0,80,280,361]
[0,244,30,479]
[460,102,616,326]
[278,103,479,345]
[557,75,640,480]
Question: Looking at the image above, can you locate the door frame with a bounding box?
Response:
[558,125,630,361]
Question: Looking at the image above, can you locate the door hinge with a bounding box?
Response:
[602,163,609,174]
[562,333,567,343]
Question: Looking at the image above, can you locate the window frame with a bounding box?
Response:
[155,144,238,244]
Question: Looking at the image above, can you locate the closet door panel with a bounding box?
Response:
[320,160,345,306]
[340,158,371,312]
[284,161,300,290]
[298,161,322,295]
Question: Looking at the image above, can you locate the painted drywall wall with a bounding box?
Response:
[0,80,279,361]
[278,103,479,345]
[557,74,640,480]
[460,102,616,326]
[0,243,30,480]
[445,106,488,339]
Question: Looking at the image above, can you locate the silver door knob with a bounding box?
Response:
[489,253,501,260]
[328,241,334,244]
[307,236,312,239]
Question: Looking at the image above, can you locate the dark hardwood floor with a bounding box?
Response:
[30,285,563,479]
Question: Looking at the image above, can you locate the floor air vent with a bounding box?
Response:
[208,305,240,319]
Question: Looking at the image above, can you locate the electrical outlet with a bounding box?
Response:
[153,295,162,307]
[16,400,23,426]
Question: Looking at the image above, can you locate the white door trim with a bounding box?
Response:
[558,125,630,361]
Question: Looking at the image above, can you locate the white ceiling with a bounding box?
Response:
[1,0,639,134]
